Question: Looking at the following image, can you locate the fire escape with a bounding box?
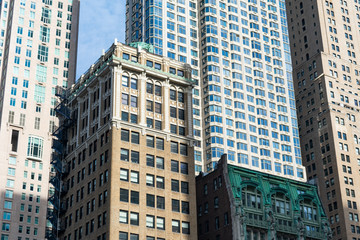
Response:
[46,86,73,240]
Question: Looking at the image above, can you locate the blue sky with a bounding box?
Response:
[76,1,126,79]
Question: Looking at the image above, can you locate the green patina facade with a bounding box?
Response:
[226,159,331,240]
[197,155,332,240]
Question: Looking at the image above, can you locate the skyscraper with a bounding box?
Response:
[126,0,305,181]
[286,0,360,238]
[0,0,79,239]
[55,42,198,240]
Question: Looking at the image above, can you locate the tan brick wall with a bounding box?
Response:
[108,126,197,240]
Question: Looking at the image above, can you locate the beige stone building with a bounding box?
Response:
[0,0,79,239]
[286,0,360,239]
[53,42,197,240]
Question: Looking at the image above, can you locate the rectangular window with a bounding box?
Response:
[182,201,189,214]
[181,162,188,174]
[180,144,188,156]
[155,120,162,130]
[131,191,139,204]
[146,174,154,187]
[146,215,155,228]
[146,135,154,148]
[171,142,178,153]
[27,136,43,159]
[170,107,177,118]
[34,117,40,130]
[155,102,162,114]
[41,7,51,23]
[120,188,128,202]
[156,157,164,169]
[34,85,46,103]
[182,221,190,234]
[119,210,128,224]
[131,151,139,164]
[35,65,47,82]
[146,155,154,167]
[8,111,14,124]
[131,132,139,144]
[121,129,129,142]
[146,194,155,207]
[120,169,128,181]
[157,217,165,230]
[172,199,180,212]
[130,171,139,184]
[130,96,138,107]
[171,160,179,172]
[172,220,180,233]
[157,196,165,209]
[156,176,165,189]
[121,93,128,105]
[146,100,153,112]
[120,149,129,161]
[119,232,128,240]
[156,138,164,150]
[181,181,189,194]
[37,45,48,62]
[129,212,139,226]
[39,26,50,42]
[171,179,179,192]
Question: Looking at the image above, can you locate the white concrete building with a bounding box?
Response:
[0,0,79,239]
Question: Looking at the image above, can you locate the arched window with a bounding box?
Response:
[121,73,130,87]
[170,86,177,101]
[271,192,290,216]
[178,89,185,103]
[146,80,154,94]
[241,185,262,210]
[130,76,138,90]
[354,135,358,144]
[300,199,317,221]
[154,82,162,96]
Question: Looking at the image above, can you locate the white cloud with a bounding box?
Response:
[76,0,126,79]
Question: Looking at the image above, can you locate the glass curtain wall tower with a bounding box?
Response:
[126,0,305,181]
[198,0,304,180]
[0,0,79,239]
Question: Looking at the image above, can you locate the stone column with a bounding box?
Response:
[185,86,193,137]
[98,77,103,128]
[139,71,147,126]
[76,100,81,147]
[112,65,123,119]
[87,88,93,137]
[163,79,170,132]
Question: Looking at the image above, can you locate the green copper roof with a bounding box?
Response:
[227,164,326,217]
[129,42,154,53]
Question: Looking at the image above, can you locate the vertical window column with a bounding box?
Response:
[163,80,170,131]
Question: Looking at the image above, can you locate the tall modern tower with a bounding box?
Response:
[0,0,79,239]
[127,0,305,181]
[287,0,360,238]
